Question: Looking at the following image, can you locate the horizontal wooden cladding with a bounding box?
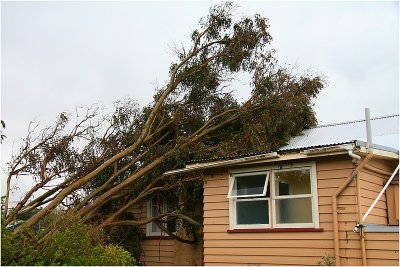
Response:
[204,187,228,196]
[204,230,361,241]
[145,262,170,266]
[141,244,174,252]
[142,258,174,265]
[318,185,356,197]
[363,215,387,225]
[204,239,335,249]
[367,259,399,266]
[204,209,229,218]
[141,239,174,266]
[204,217,228,225]
[365,232,399,241]
[360,192,387,203]
[319,203,356,214]
[204,178,228,188]
[365,240,399,250]
[358,161,392,226]
[143,256,173,265]
[347,258,397,266]
[203,239,373,252]
[205,231,333,240]
[319,222,355,232]
[317,168,353,180]
[366,249,399,260]
[204,172,228,180]
[204,247,334,257]
[366,249,399,259]
[360,170,390,185]
[142,239,174,246]
[204,263,248,266]
[204,254,324,265]
[318,195,356,205]
[144,236,174,241]
[204,194,229,203]
[360,188,387,199]
[360,177,388,193]
[323,195,385,208]
[144,250,174,258]
[321,213,357,223]
[361,204,388,216]
[316,157,354,170]
[145,261,172,266]
[204,201,228,211]
[204,249,397,265]
[317,178,353,188]
[366,158,393,172]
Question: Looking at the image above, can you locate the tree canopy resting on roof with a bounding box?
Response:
[2,2,325,256]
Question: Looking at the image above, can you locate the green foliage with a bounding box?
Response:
[95,244,136,266]
[1,211,136,266]
[104,213,143,261]
[15,208,42,222]
[317,254,335,266]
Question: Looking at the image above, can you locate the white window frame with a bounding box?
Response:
[228,170,271,229]
[272,165,319,228]
[146,198,176,236]
[227,171,270,198]
[228,162,319,230]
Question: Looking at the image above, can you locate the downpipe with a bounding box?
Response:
[355,166,367,266]
[332,151,373,266]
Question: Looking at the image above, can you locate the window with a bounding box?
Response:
[146,198,177,236]
[228,172,270,228]
[228,163,319,229]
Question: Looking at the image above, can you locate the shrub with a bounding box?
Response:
[1,211,136,266]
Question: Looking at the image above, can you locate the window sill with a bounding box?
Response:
[227,228,324,233]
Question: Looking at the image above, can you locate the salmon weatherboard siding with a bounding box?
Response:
[129,202,203,266]
[359,158,399,266]
[202,155,399,266]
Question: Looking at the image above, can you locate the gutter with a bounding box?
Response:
[163,152,279,176]
[164,145,357,177]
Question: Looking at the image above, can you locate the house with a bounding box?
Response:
[131,114,399,266]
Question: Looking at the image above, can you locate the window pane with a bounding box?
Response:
[151,203,161,233]
[151,202,160,214]
[236,200,269,225]
[151,221,160,232]
[233,174,267,196]
[275,169,311,196]
[275,198,313,224]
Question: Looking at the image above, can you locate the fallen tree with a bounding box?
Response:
[2,2,325,244]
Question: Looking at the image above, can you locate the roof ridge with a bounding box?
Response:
[315,114,399,129]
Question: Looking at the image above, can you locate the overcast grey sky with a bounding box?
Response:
[1,0,399,201]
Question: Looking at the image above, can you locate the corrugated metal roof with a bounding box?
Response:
[187,114,399,164]
[280,114,399,151]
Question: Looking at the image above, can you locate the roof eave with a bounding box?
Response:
[163,143,399,177]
